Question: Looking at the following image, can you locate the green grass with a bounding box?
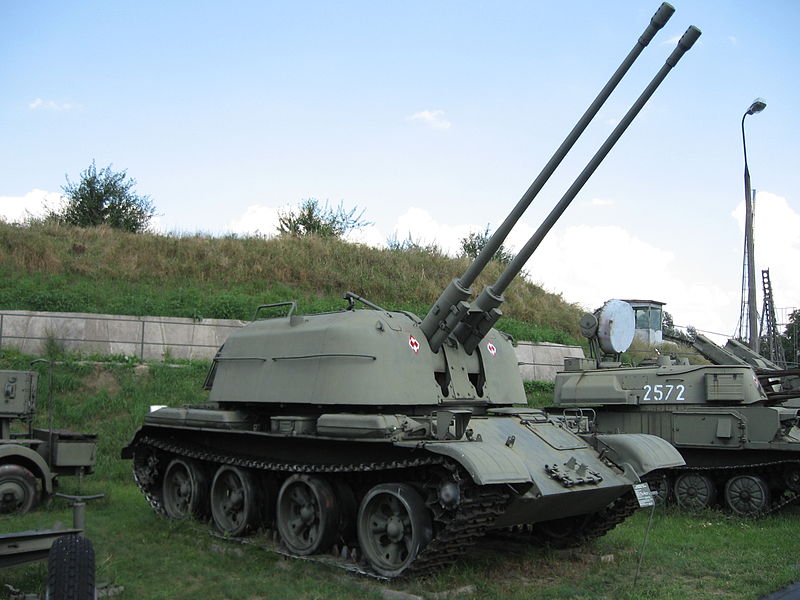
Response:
[524,380,556,408]
[1,352,798,599]
[0,221,583,344]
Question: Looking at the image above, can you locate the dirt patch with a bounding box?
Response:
[81,364,121,396]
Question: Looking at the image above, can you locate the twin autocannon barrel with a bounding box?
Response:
[420,3,701,354]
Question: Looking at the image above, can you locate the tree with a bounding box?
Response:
[458,225,514,265]
[51,161,155,233]
[782,309,800,367]
[277,199,370,238]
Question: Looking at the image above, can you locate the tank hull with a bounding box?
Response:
[123,404,682,575]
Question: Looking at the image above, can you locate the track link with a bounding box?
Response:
[490,491,639,549]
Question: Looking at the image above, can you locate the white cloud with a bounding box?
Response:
[661,35,681,46]
[224,204,282,236]
[0,189,61,222]
[731,190,800,313]
[390,207,475,254]
[344,224,386,247]
[407,109,451,131]
[28,98,80,111]
[510,223,738,342]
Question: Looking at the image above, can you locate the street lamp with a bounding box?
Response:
[742,97,766,352]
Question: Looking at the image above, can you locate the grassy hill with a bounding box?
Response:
[0,221,583,343]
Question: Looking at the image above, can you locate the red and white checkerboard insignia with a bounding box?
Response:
[487,341,497,357]
[409,335,420,354]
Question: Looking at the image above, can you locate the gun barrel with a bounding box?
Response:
[419,3,676,352]
[455,25,702,353]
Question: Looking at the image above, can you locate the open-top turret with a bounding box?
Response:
[123,5,699,577]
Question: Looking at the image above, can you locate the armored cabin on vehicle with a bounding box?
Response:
[123,4,699,577]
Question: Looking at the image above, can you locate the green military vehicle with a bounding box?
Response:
[1,369,97,514]
[683,334,800,407]
[123,5,699,577]
[549,300,800,517]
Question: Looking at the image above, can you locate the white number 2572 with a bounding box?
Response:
[642,383,686,402]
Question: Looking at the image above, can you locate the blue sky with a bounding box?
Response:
[2,1,798,341]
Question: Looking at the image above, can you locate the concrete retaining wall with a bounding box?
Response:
[514,341,585,381]
[0,310,583,380]
[0,310,244,361]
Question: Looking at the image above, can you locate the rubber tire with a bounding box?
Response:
[724,474,770,517]
[210,466,260,536]
[46,535,95,600]
[162,458,210,520]
[356,483,432,578]
[0,464,39,515]
[277,474,339,556]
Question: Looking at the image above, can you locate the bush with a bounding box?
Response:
[49,161,155,233]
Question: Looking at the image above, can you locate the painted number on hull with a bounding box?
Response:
[643,384,686,402]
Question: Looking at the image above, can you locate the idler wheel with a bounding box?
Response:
[0,464,38,515]
[356,483,432,578]
[277,475,339,556]
[724,475,770,517]
[674,473,716,510]
[645,474,672,506]
[162,458,209,520]
[784,466,800,493]
[210,466,260,536]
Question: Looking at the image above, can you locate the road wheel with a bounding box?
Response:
[674,473,716,510]
[357,483,432,578]
[0,464,38,514]
[46,535,95,600]
[724,475,770,517]
[162,458,210,520]
[210,466,260,536]
[277,475,339,556]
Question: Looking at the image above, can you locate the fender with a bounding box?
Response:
[396,440,532,486]
[592,433,684,479]
[0,444,55,495]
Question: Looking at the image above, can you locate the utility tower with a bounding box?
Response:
[759,269,787,368]
[735,188,759,349]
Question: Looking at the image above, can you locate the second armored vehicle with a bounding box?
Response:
[550,300,800,517]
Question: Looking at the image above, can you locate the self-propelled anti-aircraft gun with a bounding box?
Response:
[123,5,698,577]
[550,300,800,518]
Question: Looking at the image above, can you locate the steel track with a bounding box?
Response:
[651,459,800,516]
[130,433,510,577]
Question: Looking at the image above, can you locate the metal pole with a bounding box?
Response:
[633,502,657,587]
[741,99,766,352]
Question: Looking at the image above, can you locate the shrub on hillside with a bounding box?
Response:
[47,161,156,233]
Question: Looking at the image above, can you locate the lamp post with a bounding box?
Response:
[742,98,766,352]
